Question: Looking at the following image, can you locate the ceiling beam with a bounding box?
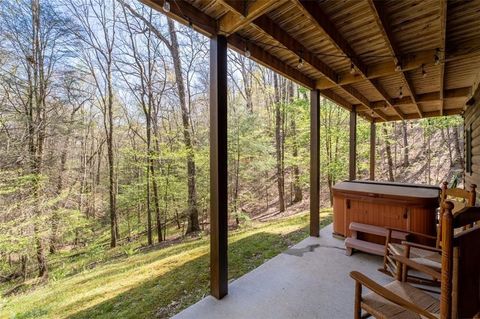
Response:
[252,16,337,84]
[228,34,314,89]
[370,108,464,123]
[315,48,480,90]
[141,0,318,91]
[354,87,472,111]
[218,0,283,35]
[250,15,388,120]
[342,85,389,121]
[366,0,423,118]
[371,79,404,120]
[140,0,216,36]
[439,0,447,115]
[296,0,400,119]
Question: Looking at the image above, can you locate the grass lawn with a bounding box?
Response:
[0,210,332,319]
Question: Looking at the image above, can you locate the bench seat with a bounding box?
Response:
[345,222,409,256]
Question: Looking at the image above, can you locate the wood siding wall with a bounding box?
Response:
[464,95,480,203]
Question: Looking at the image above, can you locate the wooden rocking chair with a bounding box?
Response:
[381,182,476,285]
[351,202,480,319]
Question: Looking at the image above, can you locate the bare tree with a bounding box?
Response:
[67,0,120,247]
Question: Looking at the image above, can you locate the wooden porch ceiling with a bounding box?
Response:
[140,0,480,122]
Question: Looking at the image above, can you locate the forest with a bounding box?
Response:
[0,0,465,317]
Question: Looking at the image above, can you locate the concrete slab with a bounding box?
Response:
[172,223,392,319]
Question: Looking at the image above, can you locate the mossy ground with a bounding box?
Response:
[1,210,332,319]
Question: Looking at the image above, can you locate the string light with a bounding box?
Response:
[350,63,355,74]
[162,0,171,13]
[188,18,193,29]
[297,58,304,69]
[421,64,427,78]
[399,86,403,99]
[244,42,251,58]
[434,49,440,65]
[395,60,402,72]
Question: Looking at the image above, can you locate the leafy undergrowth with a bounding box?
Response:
[1,210,332,319]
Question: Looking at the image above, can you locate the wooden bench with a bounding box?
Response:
[345,222,409,256]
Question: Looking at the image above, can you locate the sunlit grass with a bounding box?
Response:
[1,210,332,319]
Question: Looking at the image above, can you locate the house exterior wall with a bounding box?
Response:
[464,88,480,202]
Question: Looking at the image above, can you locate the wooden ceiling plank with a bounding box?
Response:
[439,0,447,115]
[342,85,390,121]
[250,15,387,120]
[140,0,216,36]
[218,0,284,35]
[355,86,472,110]
[366,0,421,118]
[295,0,399,120]
[252,15,337,84]
[228,34,315,89]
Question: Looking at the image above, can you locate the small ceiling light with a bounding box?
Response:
[399,86,403,99]
[162,0,171,13]
[434,49,440,65]
[395,61,402,72]
[350,63,355,74]
[188,18,193,29]
[421,64,427,78]
[297,58,304,69]
[245,48,251,58]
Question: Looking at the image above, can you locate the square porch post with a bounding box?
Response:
[210,34,228,299]
[370,121,376,181]
[349,107,357,181]
[310,90,320,237]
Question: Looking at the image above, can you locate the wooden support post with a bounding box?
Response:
[349,108,357,181]
[210,34,228,299]
[370,122,376,181]
[440,201,454,318]
[310,90,320,237]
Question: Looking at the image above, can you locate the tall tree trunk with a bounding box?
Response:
[402,120,409,167]
[30,0,48,279]
[106,61,118,247]
[383,124,395,182]
[146,117,153,245]
[150,164,162,242]
[442,127,454,167]
[167,19,200,233]
[289,82,302,203]
[453,125,464,169]
[273,74,285,212]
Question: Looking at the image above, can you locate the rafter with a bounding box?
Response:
[295,0,401,119]
[371,79,404,120]
[342,85,390,121]
[250,15,388,120]
[354,87,472,111]
[139,0,216,36]
[366,0,422,118]
[228,34,315,89]
[439,0,447,115]
[252,15,337,84]
[218,0,283,35]
[368,108,464,123]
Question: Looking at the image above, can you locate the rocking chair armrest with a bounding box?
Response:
[401,241,442,253]
[391,255,441,280]
[350,271,438,319]
[385,227,437,241]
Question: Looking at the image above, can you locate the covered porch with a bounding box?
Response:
[173,224,390,319]
[139,0,480,317]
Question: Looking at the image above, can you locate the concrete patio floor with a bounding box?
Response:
[173,223,393,319]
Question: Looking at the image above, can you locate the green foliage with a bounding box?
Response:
[1,212,332,319]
